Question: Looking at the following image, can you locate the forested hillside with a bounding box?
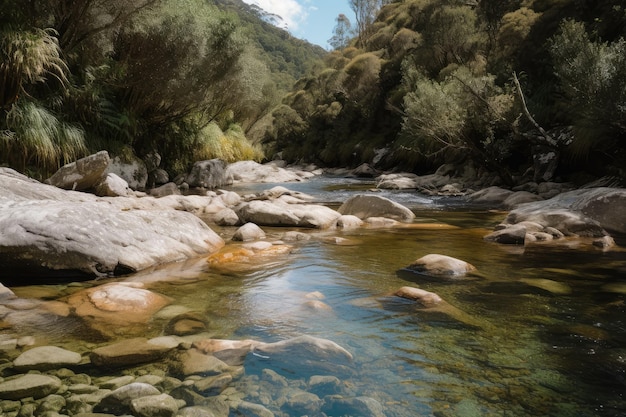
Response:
[0,0,323,177]
[264,0,626,184]
[2,0,626,185]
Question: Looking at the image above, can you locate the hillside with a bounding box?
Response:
[262,0,626,185]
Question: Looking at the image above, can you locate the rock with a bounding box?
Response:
[232,223,266,241]
[466,186,514,206]
[164,313,208,336]
[282,388,322,415]
[502,208,607,239]
[337,194,415,222]
[207,242,292,273]
[405,254,477,277]
[250,335,353,377]
[149,183,181,198]
[484,224,528,245]
[150,168,170,186]
[36,393,66,414]
[502,191,543,209]
[94,173,133,197]
[336,215,364,229]
[67,283,171,336]
[236,401,275,417]
[46,150,110,191]
[210,208,240,226]
[94,382,160,414]
[0,283,16,300]
[394,287,443,307]
[107,154,149,191]
[375,173,419,190]
[323,396,385,417]
[177,406,223,417]
[171,348,233,377]
[351,163,378,178]
[226,160,306,184]
[186,159,231,189]
[193,373,233,395]
[308,375,342,396]
[144,151,162,172]
[130,393,181,417]
[0,374,62,400]
[235,200,340,229]
[13,345,82,371]
[90,337,175,368]
[0,173,225,278]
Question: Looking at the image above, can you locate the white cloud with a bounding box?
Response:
[243,0,307,31]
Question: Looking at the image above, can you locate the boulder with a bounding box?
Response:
[502,191,543,209]
[13,345,82,371]
[404,254,477,277]
[107,154,149,191]
[232,222,266,241]
[337,194,415,223]
[235,200,340,229]
[323,396,385,417]
[94,173,133,197]
[336,215,364,229]
[149,182,181,198]
[226,160,306,183]
[466,186,514,206]
[46,150,110,191]
[351,163,378,178]
[375,173,419,190]
[186,159,231,189]
[484,224,528,245]
[171,348,233,376]
[0,176,225,278]
[90,337,175,368]
[394,287,443,308]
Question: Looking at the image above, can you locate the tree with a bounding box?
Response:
[348,0,384,47]
[329,14,353,50]
[549,20,626,159]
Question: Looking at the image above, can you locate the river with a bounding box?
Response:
[6,175,626,416]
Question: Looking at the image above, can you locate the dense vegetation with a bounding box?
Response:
[264,0,626,184]
[2,0,626,185]
[0,0,323,177]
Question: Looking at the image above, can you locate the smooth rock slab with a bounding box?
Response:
[0,200,225,278]
[94,382,160,414]
[0,373,62,400]
[13,345,82,371]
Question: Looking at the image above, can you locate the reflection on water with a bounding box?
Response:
[5,177,626,416]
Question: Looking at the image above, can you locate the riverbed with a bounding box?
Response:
[4,175,626,416]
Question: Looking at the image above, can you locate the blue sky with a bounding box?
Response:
[242,0,354,49]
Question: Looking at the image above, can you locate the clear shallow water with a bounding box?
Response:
[6,176,626,416]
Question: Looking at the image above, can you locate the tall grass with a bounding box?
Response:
[4,100,87,171]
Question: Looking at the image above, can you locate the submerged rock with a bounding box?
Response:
[90,337,175,368]
[13,345,82,371]
[0,374,62,400]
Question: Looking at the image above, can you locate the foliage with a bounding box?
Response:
[549,20,626,159]
[329,14,354,50]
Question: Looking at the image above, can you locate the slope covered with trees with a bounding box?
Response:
[0,0,324,177]
[263,0,626,184]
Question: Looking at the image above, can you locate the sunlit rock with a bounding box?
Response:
[226,160,309,183]
[336,214,364,229]
[404,254,477,277]
[207,242,292,273]
[45,150,110,191]
[235,199,340,229]
[394,286,443,307]
[67,282,171,336]
[232,222,266,241]
[338,194,415,222]
[94,172,133,197]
